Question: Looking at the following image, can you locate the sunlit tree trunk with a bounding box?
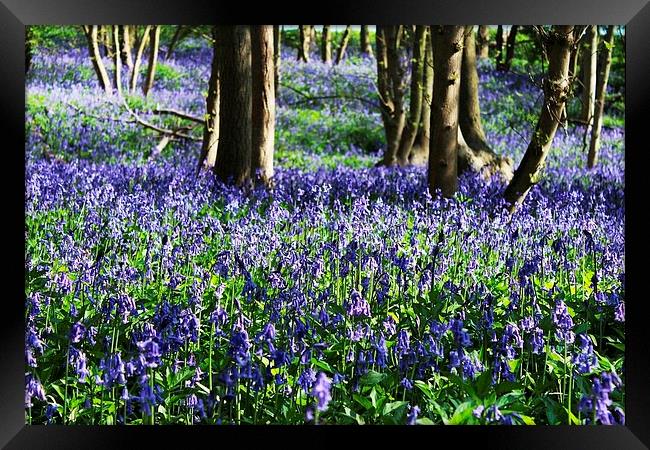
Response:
[120,25,133,70]
[82,25,112,95]
[321,25,332,63]
[143,25,161,97]
[579,25,598,125]
[428,26,464,198]
[377,25,406,166]
[413,31,433,162]
[499,25,518,71]
[396,25,427,165]
[273,25,281,98]
[214,25,252,185]
[477,25,489,59]
[251,25,275,185]
[130,25,151,93]
[197,26,219,173]
[588,25,614,169]
[360,25,373,56]
[504,26,576,209]
[111,25,122,97]
[335,25,352,65]
[297,25,311,62]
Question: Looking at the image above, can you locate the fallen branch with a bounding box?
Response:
[280,82,379,108]
[152,108,205,124]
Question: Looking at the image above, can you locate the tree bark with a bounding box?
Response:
[360,25,373,56]
[214,26,252,185]
[579,25,598,124]
[396,25,427,165]
[321,25,332,63]
[499,25,518,71]
[166,25,189,60]
[130,25,151,93]
[495,25,504,68]
[273,25,281,98]
[458,26,513,180]
[251,25,276,185]
[587,25,614,169]
[112,25,123,97]
[197,26,220,174]
[477,25,490,59]
[82,25,112,95]
[503,26,576,209]
[412,30,434,163]
[428,26,464,198]
[377,26,406,166]
[335,25,352,65]
[298,25,311,62]
[120,25,133,70]
[143,25,161,97]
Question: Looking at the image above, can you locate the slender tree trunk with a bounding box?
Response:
[504,26,576,209]
[396,25,427,165]
[82,25,112,95]
[321,25,332,63]
[298,25,310,62]
[495,25,504,67]
[428,26,464,198]
[579,25,598,124]
[477,25,490,59]
[251,26,276,185]
[588,25,614,169]
[166,25,185,60]
[458,26,513,179]
[335,25,352,65]
[413,30,434,163]
[360,25,373,56]
[197,26,220,174]
[143,26,161,97]
[214,25,252,185]
[377,26,406,166]
[130,25,151,93]
[499,25,518,71]
[120,25,133,70]
[273,25,281,98]
[99,25,110,58]
[111,25,123,97]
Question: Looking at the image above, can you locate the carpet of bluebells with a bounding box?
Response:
[25,33,625,425]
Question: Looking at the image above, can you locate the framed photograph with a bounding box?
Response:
[3,0,649,447]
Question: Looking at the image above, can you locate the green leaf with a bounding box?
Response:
[353,393,373,411]
[382,401,409,416]
[416,417,435,425]
[359,370,385,387]
[447,401,476,425]
[495,381,524,396]
[475,370,493,398]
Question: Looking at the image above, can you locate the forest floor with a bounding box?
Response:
[25,38,625,425]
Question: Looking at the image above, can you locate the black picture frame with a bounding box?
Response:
[4,0,649,448]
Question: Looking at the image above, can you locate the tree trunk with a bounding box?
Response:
[396,25,427,165]
[251,25,275,185]
[321,25,332,63]
[579,25,598,124]
[197,26,220,174]
[112,25,123,97]
[477,25,490,59]
[82,25,112,95]
[273,25,281,98]
[428,26,464,198]
[412,30,434,163]
[166,25,186,60]
[587,25,614,169]
[298,25,310,62]
[457,26,513,180]
[377,26,406,166]
[495,25,504,67]
[335,25,352,65]
[499,25,518,71]
[360,25,373,56]
[143,26,161,97]
[503,26,576,209]
[120,25,133,70]
[130,25,151,93]
[99,25,111,58]
[214,26,252,185]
